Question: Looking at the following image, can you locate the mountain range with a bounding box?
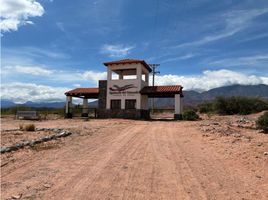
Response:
[154,84,268,108]
[1,84,268,109]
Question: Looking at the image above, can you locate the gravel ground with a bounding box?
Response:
[1,114,268,200]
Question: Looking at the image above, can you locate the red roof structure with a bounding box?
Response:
[140,85,183,97]
[65,88,99,98]
[103,59,152,72]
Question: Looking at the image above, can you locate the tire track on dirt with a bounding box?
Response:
[44,124,148,199]
[74,124,149,199]
[169,122,254,200]
[154,122,208,199]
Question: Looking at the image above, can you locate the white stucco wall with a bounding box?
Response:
[106,63,149,110]
[175,94,183,114]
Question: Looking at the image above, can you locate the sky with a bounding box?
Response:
[1,0,268,103]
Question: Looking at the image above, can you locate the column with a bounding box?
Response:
[106,68,111,109]
[119,73,123,80]
[107,68,112,80]
[137,66,142,81]
[65,96,73,118]
[145,73,149,83]
[174,94,183,120]
[122,98,125,109]
[82,98,88,117]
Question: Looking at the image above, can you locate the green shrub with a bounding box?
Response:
[199,96,268,115]
[256,112,268,133]
[198,102,214,113]
[19,124,35,131]
[182,110,200,121]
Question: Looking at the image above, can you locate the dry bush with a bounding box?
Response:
[19,124,24,130]
[256,112,268,133]
[19,124,36,131]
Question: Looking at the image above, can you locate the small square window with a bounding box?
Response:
[125,99,136,109]
[111,100,121,109]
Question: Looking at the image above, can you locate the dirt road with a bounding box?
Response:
[1,118,268,199]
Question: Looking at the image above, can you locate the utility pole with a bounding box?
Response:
[149,64,160,114]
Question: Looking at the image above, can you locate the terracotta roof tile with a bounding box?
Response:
[65,88,99,95]
[103,59,152,72]
[140,85,183,94]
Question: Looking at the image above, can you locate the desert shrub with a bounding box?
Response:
[19,124,24,130]
[19,124,35,131]
[256,112,268,133]
[182,110,200,121]
[198,102,214,113]
[202,96,268,115]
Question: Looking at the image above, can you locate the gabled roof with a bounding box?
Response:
[103,59,152,72]
[140,85,183,97]
[65,88,99,98]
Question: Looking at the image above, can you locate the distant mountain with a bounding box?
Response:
[0,100,98,109]
[201,84,268,100]
[153,84,268,108]
[1,84,268,109]
[0,100,65,108]
[1,99,16,108]
[22,101,66,108]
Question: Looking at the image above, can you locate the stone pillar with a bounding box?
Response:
[98,80,107,109]
[65,96,73,118]
[174,94,183,120]
[81,98,88,117]
[119,73,123,80]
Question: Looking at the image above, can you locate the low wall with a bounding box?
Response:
[97,109,150,120]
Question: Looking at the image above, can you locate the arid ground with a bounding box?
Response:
[1,113,268,200]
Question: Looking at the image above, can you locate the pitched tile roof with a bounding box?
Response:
[65,88,99,97]
[140,85,183,97]
[103,59,152,72]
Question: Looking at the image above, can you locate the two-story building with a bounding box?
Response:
[65,59,183,119]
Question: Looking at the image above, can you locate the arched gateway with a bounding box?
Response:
[65,59,184,120]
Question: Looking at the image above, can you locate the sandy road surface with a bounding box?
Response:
[1,118,268,200]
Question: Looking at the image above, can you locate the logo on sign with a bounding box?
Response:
[109,84,138,95]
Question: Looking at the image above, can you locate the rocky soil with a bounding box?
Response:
[1,114,268,200]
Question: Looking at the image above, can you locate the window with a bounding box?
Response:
[111,100,121,109]
[111,71,119,80]
[125,99,136,109]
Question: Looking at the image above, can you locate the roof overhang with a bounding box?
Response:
[140,85,183,98]
[103,59,152,73]
[65,88,99,98]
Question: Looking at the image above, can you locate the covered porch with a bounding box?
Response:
[65,88,99,118]
[140,85,184,120]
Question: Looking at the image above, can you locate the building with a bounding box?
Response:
[65,59,183,119]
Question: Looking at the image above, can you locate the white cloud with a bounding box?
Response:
[73,83,81,88]
[154,69,268,91]
[1,69,267,103]
[100,44,135,57]
[82,70,107,83]
[0,0,44,32]
[1,63,107,85]
[161,53,197,63]
[2,65,53,76]
[56,22,65,32]
[174,8,268,48]
[1,82,69,103]
[209,54,268,67]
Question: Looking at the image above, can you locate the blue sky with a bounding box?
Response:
[1,0,268,103]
